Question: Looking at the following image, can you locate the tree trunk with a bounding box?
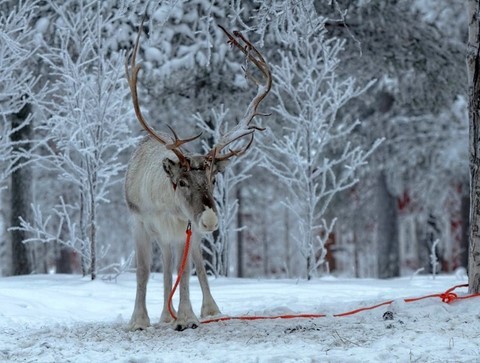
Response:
[202,229,216,276]
[220,228,229,277]
[467,0,480,293]
[79,187,88,277]
[376,171,400,278]
[262,222,268,277]
[353,230,360,278]
[468,0,480,291]
[461,190,470,269]
[10,102,32,276]
[236,187,243,278]
[0,208,10,276]
[306,254,312,281]
[55,194,73,274]
[89,189,96,280]
[284,208,290,277]
[56,245,73,274]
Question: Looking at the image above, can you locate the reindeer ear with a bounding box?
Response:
[163,158,178,178]
[214,159,229,173]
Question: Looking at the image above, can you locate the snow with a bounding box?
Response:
[34,18,50,33]
[1,273,479,362]
[145,47,163,62]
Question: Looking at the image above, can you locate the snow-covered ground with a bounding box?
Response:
[0,272,479,362]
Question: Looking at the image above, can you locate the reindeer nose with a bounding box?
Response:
[200,208,218,232]
[201,220,218,231]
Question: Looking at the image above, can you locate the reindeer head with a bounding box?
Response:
[161,155,228,233]
[125,19,271,234]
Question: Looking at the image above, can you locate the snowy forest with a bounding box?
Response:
[0,0,470,281]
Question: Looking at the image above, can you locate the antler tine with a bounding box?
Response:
[211,26,272,161]
[165,125,202,150]
[125,16,198,169]
[213,133,255,162]
[207,128,254,159]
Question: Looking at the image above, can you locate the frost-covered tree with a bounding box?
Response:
[16,1,137,279]
[259,1,381,279]
[0,0,41,184]
[0,0,48,275]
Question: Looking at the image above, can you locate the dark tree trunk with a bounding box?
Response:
[79,187,87,277]
[88,174,96,280]
[236,187,244,278]
[55,195,73,274]
[262,222,268,277]
[353,230,360,278]
[306,255,312,281]
[468,0,480,293]
[10,102,32,276]
[376,171,400,278]
[56,246,73,274]
[284,208,290,277]
[460,190,470,269]
[202,233,217,276]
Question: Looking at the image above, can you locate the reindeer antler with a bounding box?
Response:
[125,17,201,169]
[208,25,272,162]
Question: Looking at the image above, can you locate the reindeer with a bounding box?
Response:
[124,21,272,331]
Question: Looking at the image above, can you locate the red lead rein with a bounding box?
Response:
[167,221,192,321]
[202,284,480,324]
[168,226,480,324]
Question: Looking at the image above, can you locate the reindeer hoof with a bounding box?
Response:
[129,313,150,331]
[174,321,199,331]
[160,310,176,324]
[129,320,150,331]
[201,303,221,319]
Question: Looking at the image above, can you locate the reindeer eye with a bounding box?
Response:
[178,179,188,188]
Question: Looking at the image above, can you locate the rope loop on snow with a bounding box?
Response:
[168,235,480,325]
[441,292,458,303]
[201,284,480,324]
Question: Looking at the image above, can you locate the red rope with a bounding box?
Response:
[169,227,480,324]
[202,284,480,324]
[167,222,192,320]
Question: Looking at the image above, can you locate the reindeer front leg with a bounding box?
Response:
[191,237,221,318]
[129,221,152,331]
[173,242,199,331]
[160,243,176,323]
